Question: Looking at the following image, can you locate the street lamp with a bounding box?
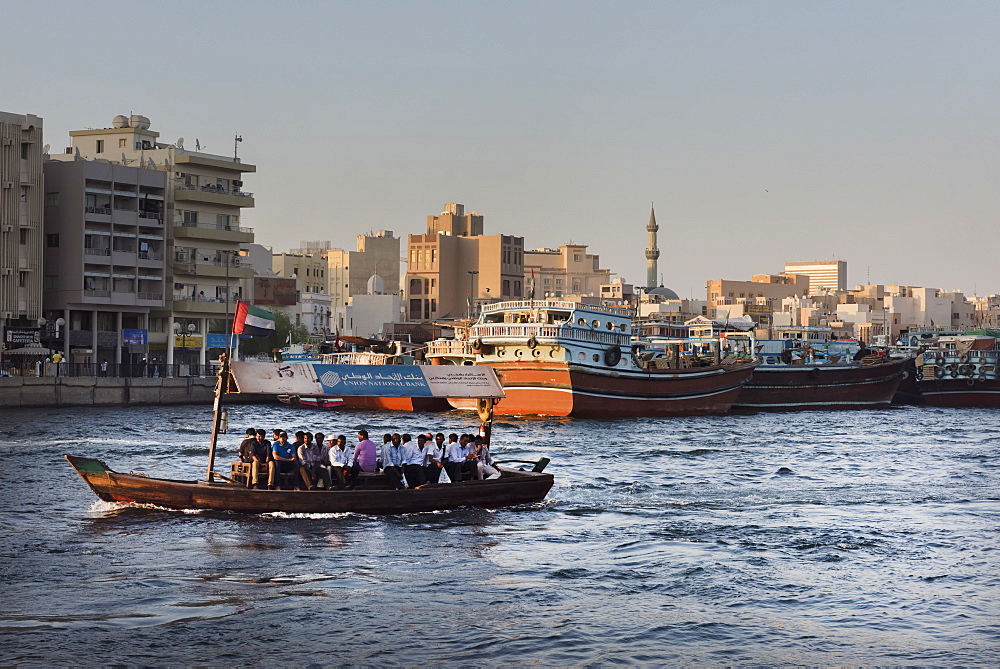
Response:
[467,270,479,320]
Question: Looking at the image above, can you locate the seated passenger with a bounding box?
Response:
[238,427,257,467]
[268,431,298,490]
[328,435,352,488]
[444,433,465,484]
[381,433,406,490]
[297,431,330,490]
[474,436,500,479]
[403,434,427,488]
[249,429,271,489]
[424,432,445,484]
[348,430,379,488]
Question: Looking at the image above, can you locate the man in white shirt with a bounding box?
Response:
[424,432,445,483]
[402,433,427,488]
[326,435,352,488]
[444,433,467,483]
[381,433,405,490]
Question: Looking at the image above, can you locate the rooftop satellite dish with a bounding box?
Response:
[176,137,185,149]
[42,144,50,154]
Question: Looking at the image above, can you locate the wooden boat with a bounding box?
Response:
[65,455,553,515]
[66,357,554,514]
[914,332,1000,408]
[733,339,908,411]
[454,300,757,417]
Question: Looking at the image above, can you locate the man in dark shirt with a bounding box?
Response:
[249,429,271,489]
[238,428,257,464]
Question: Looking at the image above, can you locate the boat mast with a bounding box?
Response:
[204,353,230,483]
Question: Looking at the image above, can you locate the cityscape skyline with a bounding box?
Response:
[6,1,998,296]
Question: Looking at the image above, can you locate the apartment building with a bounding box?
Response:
[273,250,330,335]
[406,205,524,321]
[41,159,167,365]
[0,111,44,357]
[523,244,611,300]
[327,231,400,308]
[707,273,810,318]
[64,115,255,365]
[784,260,847,295]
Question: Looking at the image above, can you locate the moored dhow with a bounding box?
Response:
[914,332,1000,408]
[453,300,757,417]
[733,338,908,411]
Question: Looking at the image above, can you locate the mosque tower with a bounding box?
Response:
[644,204,659,291]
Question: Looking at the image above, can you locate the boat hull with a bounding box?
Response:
[485,360,757,417]
[915,377,1000,408]
[733,358,907,411]
[65,455,553,515]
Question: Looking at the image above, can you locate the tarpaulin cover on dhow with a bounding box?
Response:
[229,362,505,399]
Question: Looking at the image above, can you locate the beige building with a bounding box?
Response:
[707,273,810,318]
[523,244,611,300]
[1,111,44,358]
[64,115,255,366]
[406,204,524,321]
[784,260,847,294]
[41,159,167,366]
[327,231,401,307]
[272,250,331,335]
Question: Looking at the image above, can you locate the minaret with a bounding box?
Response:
[645,204,660,290]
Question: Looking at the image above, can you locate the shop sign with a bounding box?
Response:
[123,329,148,345]
[5,329,41,346]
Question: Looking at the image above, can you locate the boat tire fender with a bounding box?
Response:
[934,366,944,379]
[915,370,923,381]
[527,336,538,349]
[605,346,622,367]
[809,367,821,379]
[472,338,484,352]
[959,354,970,363]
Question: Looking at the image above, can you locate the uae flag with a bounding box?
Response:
[233,300,276,337]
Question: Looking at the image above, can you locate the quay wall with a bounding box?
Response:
[0,377,276,408]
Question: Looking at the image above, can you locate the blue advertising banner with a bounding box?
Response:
[314,365,434,397]
[122,329,148,345]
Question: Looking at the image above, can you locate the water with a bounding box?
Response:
[1,403,998,665]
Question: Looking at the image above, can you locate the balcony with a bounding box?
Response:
[174,220,254,243]
[171,297,233,315]
[86,205,112,216]
[174,183,255,208]
[84,289,111,298]
[138,210,164,224]
[84,247,111,258]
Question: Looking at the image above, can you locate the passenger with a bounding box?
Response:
[348,430,379,489]
[238,427,257,466]
[297,431,330,490]
[315,431,331,487]
[444,433,465,483]
[403,434,427,488]
[250,429,271,489]
[475,435,500,479]
[461,434,481,480]
[424,432,445,483]
[380,433,392,470]
[381,433,406,490]
[268,431,298,490]
[328,435,352,488]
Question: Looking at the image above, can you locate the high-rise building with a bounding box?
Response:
[784,260,847,295]
[41,159,167,366]
[64,115,256,366]
[0,111,44,357]
[406,204,524,321]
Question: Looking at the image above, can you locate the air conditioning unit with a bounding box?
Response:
[2,181,12,189]
[1,312,12,319]
[1,138,11,146]
[1,268,12,276]
[1,225,12,232]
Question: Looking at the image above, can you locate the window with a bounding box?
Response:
[47,234,59,247]
[18,271,27,287]
[21,143,29,159]
[119,139,127,148]
[574,254,581,262]
[96,140,105,153]
[45,192,59,206]
[183,210,198,224]
[216,214,230,228]
[502,279,510,296]
[20,186,27,202]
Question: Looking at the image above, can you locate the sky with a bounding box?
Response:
[5,0,999,297]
